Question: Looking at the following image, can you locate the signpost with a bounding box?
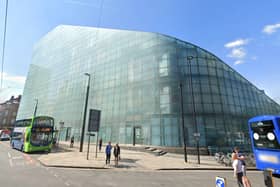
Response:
[86,109,101,160]
[215,176,226,187]
[86,132,95,160]
[193,132,200,164]
[88,109,101,132]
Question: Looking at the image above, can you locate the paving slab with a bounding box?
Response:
[37,142,257,171]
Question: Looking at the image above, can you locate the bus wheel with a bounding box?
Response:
[21,145,24,152]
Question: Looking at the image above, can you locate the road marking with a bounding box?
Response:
[12,156,23,160]
[8,152,11,158]
[9,159,13,167]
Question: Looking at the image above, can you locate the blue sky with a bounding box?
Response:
[0,0,280,103]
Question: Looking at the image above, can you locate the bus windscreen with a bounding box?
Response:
[250,120,280,150]
[30,127,53,146]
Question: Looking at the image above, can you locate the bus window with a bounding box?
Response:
[30,127,53,146]
[250,120,280,150]
[12,132,23,140]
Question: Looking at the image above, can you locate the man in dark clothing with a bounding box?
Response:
[99,138,103,152]
[105,142,112,165]
[70,136,74,148]
[113,143,121,167]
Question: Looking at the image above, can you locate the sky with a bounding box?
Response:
[0,0,280,103]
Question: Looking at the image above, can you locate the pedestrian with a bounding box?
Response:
[70,136,74,148]
[233,147,251,187]
[113,143,121,167]
[105,141,112,165]
[99,138,102,152]
[232,152,244,187]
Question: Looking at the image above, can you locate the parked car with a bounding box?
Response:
[0,133,10,141]
[0,130,11,141]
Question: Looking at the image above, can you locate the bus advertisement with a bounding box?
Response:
[11,116,54,153]
[248,115,280,174]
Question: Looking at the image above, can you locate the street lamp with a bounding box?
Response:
[33,99,38,117]
[80,73,90,152]
[187,56,200,164]
[1,0,9,89]
[179,82,188,163]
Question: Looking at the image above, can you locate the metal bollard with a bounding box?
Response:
[263,170,274,187]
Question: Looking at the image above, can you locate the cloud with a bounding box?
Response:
[1,72,26,84]
[224,39,249,48]
[0,72,25,102]
[234,60,245,65]
[228,48,246,59]
[262,23,280,34]
[224,38,250,66]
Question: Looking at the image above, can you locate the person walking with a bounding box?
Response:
[70,136,74,148]
[99,138,103,152]
[232,152,244,187]
[233,147,251,187]
[105,141,112,165]
[113,143,121,167]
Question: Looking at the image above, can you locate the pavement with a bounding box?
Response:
[37,142,257,171]
[0,141,276,187]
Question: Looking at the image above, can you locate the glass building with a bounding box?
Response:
[17,25,280,149]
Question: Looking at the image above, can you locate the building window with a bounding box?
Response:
[159,54,169,77]
[11,119,15,124]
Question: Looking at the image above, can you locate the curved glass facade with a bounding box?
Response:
[17,25,280,149]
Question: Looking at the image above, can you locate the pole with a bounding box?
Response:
[1,0,8,89]
[87,134,91,160]
[179,82,188,163]
[80,73,90,152]
[95,132,99,158]
[33,99,38,117]
[187,56,200,164]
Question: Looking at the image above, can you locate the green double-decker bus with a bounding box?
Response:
[11,116,54,153]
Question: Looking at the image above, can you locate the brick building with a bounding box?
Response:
[0,95,21,129]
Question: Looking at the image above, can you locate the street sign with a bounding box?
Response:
[216,176,226,187]
[193,133,200,137]
[193,133,200,141]
[88,109,101,132]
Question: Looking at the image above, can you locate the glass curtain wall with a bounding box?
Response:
[17,25,280,149]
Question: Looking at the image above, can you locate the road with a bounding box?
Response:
[1,141,280,187]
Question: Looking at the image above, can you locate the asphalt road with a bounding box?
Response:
[1,141,280,187]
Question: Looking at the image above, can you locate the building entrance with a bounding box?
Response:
[133,126,143,145]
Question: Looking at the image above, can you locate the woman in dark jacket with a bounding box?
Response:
[113,143,120,167]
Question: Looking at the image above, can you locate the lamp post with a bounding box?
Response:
[33,99,38,117]
[187,56,200,164]
[1,0,9,89]
[80,73,90,152]
[179,82,188,163]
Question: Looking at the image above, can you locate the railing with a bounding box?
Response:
[214,152,255,167]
